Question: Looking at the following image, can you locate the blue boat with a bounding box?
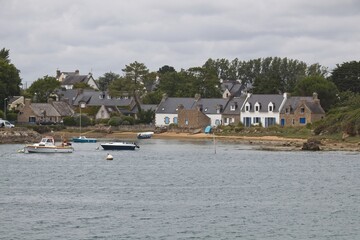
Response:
[72,136,97,143]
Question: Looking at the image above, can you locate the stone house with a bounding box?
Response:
[221,96,246,125]
[56,69,99,90]
[177,105,211,129]
[17,99,74,124]
[279,93,325,126]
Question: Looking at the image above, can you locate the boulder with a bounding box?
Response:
[302,138,321,151]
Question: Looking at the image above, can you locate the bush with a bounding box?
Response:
[108,117,122,126]
[121,116,135,125]
[63,116,77,126]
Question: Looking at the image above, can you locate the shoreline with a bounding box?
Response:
[1,129,360,152]
[59,131,360,152]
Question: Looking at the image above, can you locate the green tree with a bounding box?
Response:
[73,82,92,89]
[158,65,176,75]
[330,61,360,93]
[97,72,120,92]
[27,75,60,102]
[0,48,21,108]
[293,75,339,111]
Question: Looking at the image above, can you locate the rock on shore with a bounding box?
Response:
[0,128,42,144]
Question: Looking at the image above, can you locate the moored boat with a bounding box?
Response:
[101,142,140,150]
[72,136,97,143]
[25,136,74,153]
[137,131,154,139]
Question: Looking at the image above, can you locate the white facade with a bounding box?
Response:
[155,113,179,127]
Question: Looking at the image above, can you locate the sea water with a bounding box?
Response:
[0,139,359,239]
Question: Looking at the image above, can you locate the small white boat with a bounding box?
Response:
[101,142,140,150]
[137,131,154,139]
[25,136,74,153]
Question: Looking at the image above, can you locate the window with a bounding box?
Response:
[173,117,178,124]
[204,108,208,112]
[285,108,289,114]
[254,102,261,112]
[185,119,189,125]
[215,119,221,125]
[265,117,276,127]
[224,118,228,124]
[243,117,251,127]
[253,117,261,124]
[299,117,306,124]
[164,117,170,124]
[268,102,274,112]
[230,105,236,111]
[245,103,251,112]
[29,117,36,123]
[300,107,305,113]
[292,119,295,125]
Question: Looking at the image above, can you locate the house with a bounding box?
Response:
[155,94,229,127]
[221,80,243,98]
[56,69,99,90]
[155,95,196,127]
[280,93,325,126]
[221,96,247,125]
[241,93,286,127]
[17,98,74,124]
[96,105,121,119]
[7,96,24,111]
[177,106,211,129]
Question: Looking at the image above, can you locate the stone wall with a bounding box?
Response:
[0,128,42,144]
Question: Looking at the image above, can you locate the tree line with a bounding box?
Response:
[1,47,360,117]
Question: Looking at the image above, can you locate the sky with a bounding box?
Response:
[1,0,360,87]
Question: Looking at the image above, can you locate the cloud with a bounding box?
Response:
[1,0,360,85]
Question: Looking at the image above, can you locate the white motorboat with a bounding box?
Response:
[137,131,154,139]
[25,136,74,153]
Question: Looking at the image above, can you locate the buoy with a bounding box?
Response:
[106,153,113,160]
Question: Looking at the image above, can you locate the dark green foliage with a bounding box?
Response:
[97,72,120,92]
[136,109,155,124]
[293,75,339,111]
[314,93,360,136]
[63,116,77,126]
[27,75,60,102]
[0,48,21,107]
[6,112,17,122]
[108,117,122,126]
[75,114,92,127]
[330,61,360,93]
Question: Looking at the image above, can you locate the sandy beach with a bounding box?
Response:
[57,130,360,152]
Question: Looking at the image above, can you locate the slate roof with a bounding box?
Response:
[280,97,325,114]
[195,98,229,114]
[222,96,247,115]
[55,89,79,102]
[62,75,89,85]
[52,101,74,116]
[242,94,284,113]
[156,98,197,114]
[221,80,243,97]
[30,103,61,117]
[73,90,134,107]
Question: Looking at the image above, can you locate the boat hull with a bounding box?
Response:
[25,145,74,153]
[72,138,97,143]
[101,142,139,151]
[137,132,154,139]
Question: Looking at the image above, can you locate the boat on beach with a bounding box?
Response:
[137,131,154,139]
[72,136,97,143]
[25,136,74,153]
[101,142,140,150]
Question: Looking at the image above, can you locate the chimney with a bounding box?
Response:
[47,98,54,104]
[178,104,184,110]
[313,92,318,100]
[194,93,201,101]
[217,104,223,113]
[197,104,203,112]
[56,70,61,78]
[162,93,168,101]
[75,69,80,75]
[25,98,32,106]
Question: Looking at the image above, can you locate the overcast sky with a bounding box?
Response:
[1,0,360,86]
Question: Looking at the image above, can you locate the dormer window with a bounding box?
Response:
[161,107,165,111]
[107,95,111,99]
[300,107,305,113]
[175,108,178,111]
[80,102,86,108]
[245,102,251,112]
[204,108,208,112]
[268,102,274,112]
[230,105,236,111]
[254,102,261,112]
